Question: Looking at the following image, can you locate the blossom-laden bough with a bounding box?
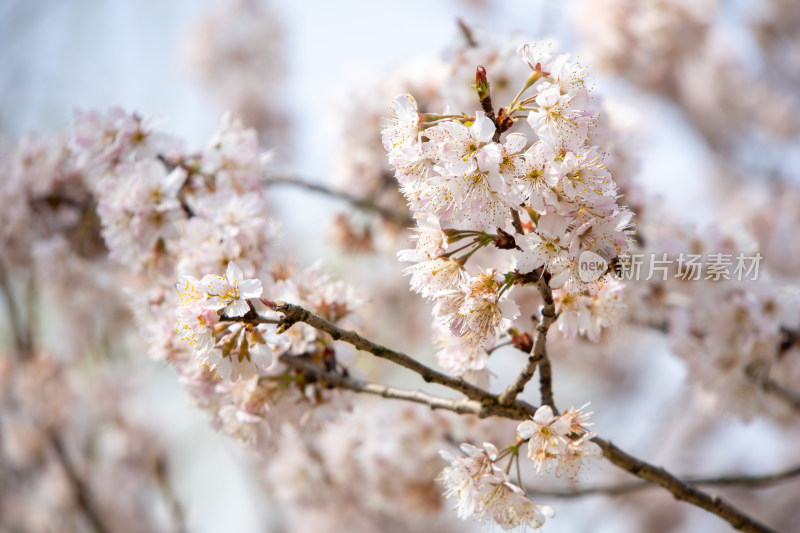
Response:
[2,25,800,533]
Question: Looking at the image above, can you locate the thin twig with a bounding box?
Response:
[487,339,513,355]
[279,355,484,416]
[269,301,538,420]
[457,19,477,47]
[498,273,557,407]
[153,454,187,533]
[47,428,111,533]
[759,376,800,410]
[221,315,282,325]
[526,462,800,498]
[0,260,33,359]
[262,176,413,226]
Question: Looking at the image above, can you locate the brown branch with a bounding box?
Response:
[0,260,33,359]
[153,454,186,533]
[537,352,556,410]
[263,302,778,533]
[593,438,779,533]
[498,272,557,407]
[262,175,414,226]
[279,355,485,416]
[510,209,524,235]
[689,463,800,488]
[269,301,538,420]
[46,428,111,533]
[457,19,477,47]
[526,462,800,498]
[759,376,800,411]
[221,315,282,326]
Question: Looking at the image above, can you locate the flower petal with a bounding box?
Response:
[238,278,263,299]
[202,274,228,296]
[533,405,554,424]
[517,420,536,439]
[225,299,250,317]
[504,132,528,154]
[249,341,273,369]
[202,296,227,311]
[226,261,245,286]
[471,113,496,143]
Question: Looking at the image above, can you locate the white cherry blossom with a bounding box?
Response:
[201,261,263,317]
[381,94,420,158]
[514,212,570,273]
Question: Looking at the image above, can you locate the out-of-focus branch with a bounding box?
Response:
[457,18,477,47]
[498,272,557,407]
[635,317,800,412]
[279,355,484,416]
[262,175,414,227]
[0,259,33,359]
[46,428,111,533]
[526,461,800,498]
[153,454,186,533]
[759,376,800,410]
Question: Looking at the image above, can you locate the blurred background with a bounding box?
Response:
[1,0,799,532]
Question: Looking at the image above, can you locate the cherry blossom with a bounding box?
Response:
[201,261,263,317]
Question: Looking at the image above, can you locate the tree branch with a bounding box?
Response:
[457,19,477,48]
[269,301,538,420]
[498,272,557,407]
[279,355,485,416]
[593,438,779,533]
[260,301,779,533]
[510,209,524,235]
[526,462,800,498]
[46,428,111,533]
[758,375,800,411]
[0,259,33,359]
[153,454,186,533]
[262,175,414,226]
[537,350,556,409]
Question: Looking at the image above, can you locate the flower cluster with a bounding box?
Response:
[439,403,598,530]
[573,0,800,184]
[659,227,799,420]
[439,443,555,530]
[0,353,178,533]
[4,9,800,530]
[555,278,626,341]
[384,42,634,380]
[609,202,800,421]
[517,404,601,478]
[672,281,800,420]
[264,401,506,531]
[68,109,505,531]
[175,262,274,380]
